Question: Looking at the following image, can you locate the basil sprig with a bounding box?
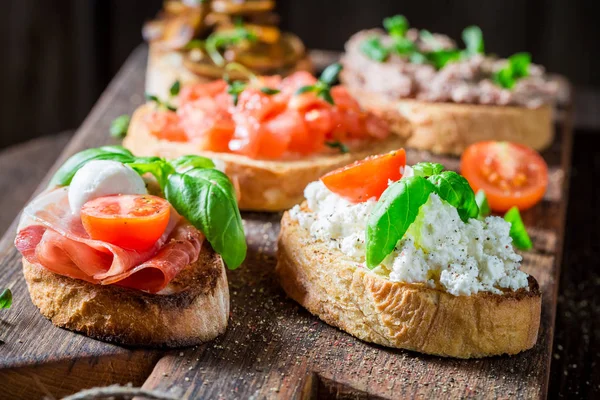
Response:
[295,63,343,105]
[110,115,130,138]
[49,147,246,269]
[0,288,12,309]
[504,207,533,250]
[475,190,491,219]
[366,162,479,268]
[493,52,531,89]
[205,26,257,66]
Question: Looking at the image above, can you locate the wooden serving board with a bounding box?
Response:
[0,46,572,399]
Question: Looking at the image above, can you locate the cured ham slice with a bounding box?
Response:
[15,188,203,293]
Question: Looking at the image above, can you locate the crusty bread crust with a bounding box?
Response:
[124,104,405,211]
[342,84,554,156]
[23,241,229,348]
[276,210,542,358]
[146,44,313,100]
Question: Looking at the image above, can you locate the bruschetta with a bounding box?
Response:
[276,150,541,358]
[340,15,559,155]
[143,0,311,99]
[124,66,404,211]
[15,146,246,347]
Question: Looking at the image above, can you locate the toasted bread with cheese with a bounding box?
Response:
[276,209,542,358]
[124,104,405,211]
[23,241,229,348]
[146,44,314,100]
[341,85,553,156]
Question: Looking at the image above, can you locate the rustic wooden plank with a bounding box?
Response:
[0,46,162,399]
[0,45,572,399]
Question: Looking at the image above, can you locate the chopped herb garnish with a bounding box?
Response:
[383,15,409,38]
[325,141,349,154]
[183,39,204,50]
[169,80,181,97]
[145,93,177,112]
[225,78,247,106]
[504,206,533,250]
[360,37,390,62]
[493,52,531,89]
[0,288,12,309]
[110,115,130,138]
[295,63,343,105]
[260,87,281,95]
[462,25,485,56]
[205,26,257,66]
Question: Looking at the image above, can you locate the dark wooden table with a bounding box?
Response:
[0,46,597,399]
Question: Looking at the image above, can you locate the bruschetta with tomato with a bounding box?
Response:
[124,65,403,211]
[341,15,560,155]
[15,146,246,347]
[276,150,542,358]
[143,0,311,100]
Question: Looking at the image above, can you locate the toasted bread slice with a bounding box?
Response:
[23,241,229,348]
[342,84,553,156]
[146,44,313,100]
[276,209,542,358]
[124,104,405,211]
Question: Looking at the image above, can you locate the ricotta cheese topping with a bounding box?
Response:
[289,180,529,296]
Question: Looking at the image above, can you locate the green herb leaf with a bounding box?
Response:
[366,176,437,268]
[0,288,12,309]
[360,37,390,62]
[165,168,247,269]
[260,87,281,95]
[392,37,416,55]
[295,85,317,95]
[420,29,440,50]
[169,80,181,97]
[383,15,409,37]
[493,52,531,89]
[317,89,335,105]
[462,25,485,55]
[109,115,130,138]
[169,155,216,173]
[412,162,444,177]
[128,157,175,189]
[427,171,479,222]
[325,141,349,154]
[319,63,343,86]
[205,27,258,66]
[504,207,533,250]
[49,146,136,187]
[146,93,177,111]
[475,190,491,219]
[426,49,462,69]
[409,52,428,64]
[183,39,204,50]
[226,80,248,106]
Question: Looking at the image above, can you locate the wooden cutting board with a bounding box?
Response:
[0,46,572,399]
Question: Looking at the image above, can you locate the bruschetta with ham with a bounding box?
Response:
[15,146,246,347]
[125,65,404,211]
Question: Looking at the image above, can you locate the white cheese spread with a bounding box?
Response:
[289,180,529,296]
[68,160,147,215]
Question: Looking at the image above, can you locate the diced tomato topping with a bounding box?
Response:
[145,110,188,142]
[151,71,390,159]
[81,195,171,251]
[321,149,407,202]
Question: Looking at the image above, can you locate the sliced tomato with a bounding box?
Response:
[331,86,361,111]
[264,109,322,155]
[364,113,390,139]
[81,195,171,251]
[145,110,188,142]
[236,88,286,122]
[461,141,548,212]
[178,100,234,152]
[280,71,318,95]
[179,80,228,106]
[321,149,407,202]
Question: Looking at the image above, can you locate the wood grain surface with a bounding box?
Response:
[0,46,573,399]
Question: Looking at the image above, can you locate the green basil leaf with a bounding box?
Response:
[128,158,174,188]
[409,52,428,64]
[110,115,130,138]
[360,37,390,62]
[319,63,343,86]
[504,206,533,250]
[49,146,136,187]
[383,15,409,37]
[462,25,484,55]
[0,288,12,309]
[226,80,247,106]
[205,26,258,66]
[295,85,317,95]
[427,171,479,222]
[169,80,181,97]
[392,37,416,55]
[412,162,444,177]
[260,87,281,95]
[366,176,437,268]
[493,52,531,89]
[420,29,440,50]
[475,190,491,219]
[317,89,335,105]
[426,49,462,69]
[165,168,246,269]
[145,93,161,104]
[169,155,215,173]
[325,141,349,154]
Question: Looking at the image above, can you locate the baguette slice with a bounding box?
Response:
[124,104,405,211]
[342,83,553,156]
[146,44,313,100]
[276,209,542,358]
[23,241,229,347]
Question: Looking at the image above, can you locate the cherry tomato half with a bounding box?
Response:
[81,195,171,250]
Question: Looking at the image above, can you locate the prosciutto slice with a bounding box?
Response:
[15,188,203,293]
